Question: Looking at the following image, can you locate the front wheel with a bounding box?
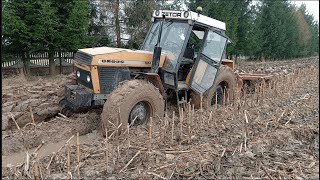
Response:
[101,80,165,136]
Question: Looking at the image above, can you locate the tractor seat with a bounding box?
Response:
[183,47,195,59]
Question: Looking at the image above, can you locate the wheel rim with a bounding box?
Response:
[128,101,150,126]
[211,85,223,106]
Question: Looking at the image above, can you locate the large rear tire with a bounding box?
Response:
[101,80,165,136]
[191,65,237,109]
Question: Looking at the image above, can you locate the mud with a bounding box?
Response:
[2,73,76,131]
[2,56,319,179]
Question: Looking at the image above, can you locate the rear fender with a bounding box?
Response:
[134,73,166,99]
[221,59,234,70]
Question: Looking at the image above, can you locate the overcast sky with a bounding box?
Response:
[178,0,319,23]
[291,1,319,23]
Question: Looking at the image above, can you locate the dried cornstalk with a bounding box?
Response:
[149,117,153,153]
[171,111,175,144]
[227,89,230,105]
[163,112,167,144]
[180,108,183,142]
[243,86,247,107]
[277,109,286,123]
[10,113,23,136]
[255,85,259,105]
[32,160,38,180]
[105,128,109,167]
[244,129,247,152]
[76,133,80,179]
[215,92,218,109]
[127,124,130,148]
[244,110,249,151]
[261,80,265,102]
[29,106,35,125]
[46,135,75,170]
[223,89,226,108]
[221,148,226,157]
[259,161,273,180]
[169,165,176,179]
[188,103,191,136]
[232,146,238,156]
[67,143,71,180]
[192,104,196,133]
[119,150,141,173]
[116,108,120,166]
[200,94,203,111]
[32,141,45,156]
[208,110,213,126]
[147,172,167,180]
[153,163,175,171]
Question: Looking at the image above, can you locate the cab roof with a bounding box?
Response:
[78,47,153,56]
[153,10,226,31]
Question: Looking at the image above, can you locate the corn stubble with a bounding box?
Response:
[6,61,319,180]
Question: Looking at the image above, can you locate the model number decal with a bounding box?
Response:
[99,59,125,64]
[98,59,152,65]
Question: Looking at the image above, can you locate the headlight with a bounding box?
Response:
[76,71,80,78]
[86,75,91,82]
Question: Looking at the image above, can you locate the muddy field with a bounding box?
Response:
[2,57,319,179]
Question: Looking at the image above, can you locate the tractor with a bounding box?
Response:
[60,7,270,135]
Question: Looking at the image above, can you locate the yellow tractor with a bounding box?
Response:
[60,7,269,135]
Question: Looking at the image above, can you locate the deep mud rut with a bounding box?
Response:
[2,56,319,179]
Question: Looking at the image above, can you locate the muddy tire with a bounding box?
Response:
[58,98,72,117]
[101,79,165,136]
[191,65,237,109]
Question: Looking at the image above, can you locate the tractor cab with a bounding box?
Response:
[142,9,230,103]
[60,7,237,135]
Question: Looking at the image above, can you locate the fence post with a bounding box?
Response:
[59,52,62,74]
[72,52,75,72]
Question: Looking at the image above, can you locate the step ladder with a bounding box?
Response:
[176,81,188,106]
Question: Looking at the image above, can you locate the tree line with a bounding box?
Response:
[2,0,319,75]
[190,0,319,60]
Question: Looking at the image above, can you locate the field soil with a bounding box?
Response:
[2,57,319,179]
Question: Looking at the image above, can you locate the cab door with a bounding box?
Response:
[189,30,228,94]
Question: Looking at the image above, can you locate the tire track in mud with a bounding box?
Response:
[2,130,99,167]
[2,111,101,157]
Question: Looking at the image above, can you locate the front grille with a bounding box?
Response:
[74,52,92,65]
[76,68,93,89]
[98,67,131,94]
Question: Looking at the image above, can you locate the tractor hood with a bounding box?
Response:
[75,47,167,68]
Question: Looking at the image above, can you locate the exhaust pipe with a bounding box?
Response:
[151,15,165,73]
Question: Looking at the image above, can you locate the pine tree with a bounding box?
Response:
[87,0,112,47]
[246,4,264,59]
[125,0,157,49]
[233,0,252,58]
[2,0,58,74]
[3,0,91,75]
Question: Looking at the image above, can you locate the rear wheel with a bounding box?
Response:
[101,80,164,136]
[191,65,237,109]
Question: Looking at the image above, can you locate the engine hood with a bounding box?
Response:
[77,47,167,68]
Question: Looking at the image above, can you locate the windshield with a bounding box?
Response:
[142,21,189,63]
